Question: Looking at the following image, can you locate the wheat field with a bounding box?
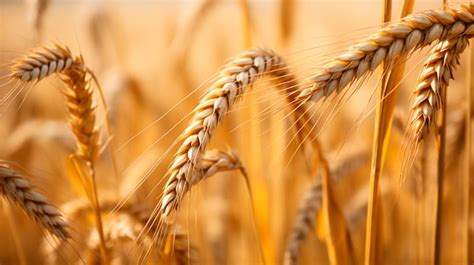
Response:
[0,0,473,264]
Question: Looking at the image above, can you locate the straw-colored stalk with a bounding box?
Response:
[365,1,414,264]
[467,36,474,264]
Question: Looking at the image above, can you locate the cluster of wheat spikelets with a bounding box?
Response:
[0,1,473,265]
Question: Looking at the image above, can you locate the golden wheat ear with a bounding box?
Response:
[60,60,101,163]
[283,149,368,265]
[10,44,74,82]
[409,36,469,144]
[0,163,69,240]
[10,43,110,264]
[159,48,290,219]
[297,4,474,104]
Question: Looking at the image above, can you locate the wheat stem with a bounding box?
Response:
[464,34,474,264]
[365,1,414,264]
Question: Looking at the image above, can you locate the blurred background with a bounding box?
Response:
[0,0,472,264]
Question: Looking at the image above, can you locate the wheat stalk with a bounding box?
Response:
[0,163,69,240]
[409,35,469,143]
[58,53,108,264]
[11,43,108,264]
[297,4,474,103]
[8,43,111,264]
[159,48,287,218]
[10,44,74,82]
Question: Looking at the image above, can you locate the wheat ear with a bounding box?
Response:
[284,181,322,265]
[10,44,74,82]
[54,46,106,263]
[60,57,101,162]
[9,43,109,263]
[0,164,69,240]
[283,149,368,265]
[409,35,469,143]
[9,45,101,161]
[159,48,286,218]
[297,4,474,103]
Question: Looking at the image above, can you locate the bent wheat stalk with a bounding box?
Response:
[10,43,108,264]
[297,4,474,103]
[159,48,288,218]
[0,163,69,240]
